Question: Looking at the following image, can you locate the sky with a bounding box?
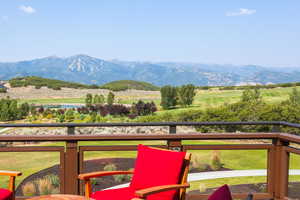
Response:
[0,0,300,67]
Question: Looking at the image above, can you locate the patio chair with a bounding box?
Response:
[79,144,191,200]
[0,170,22,200]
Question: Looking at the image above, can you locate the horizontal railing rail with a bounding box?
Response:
[0,120,291,127]
[0,121,300,200]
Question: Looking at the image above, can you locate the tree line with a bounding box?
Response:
[160,84,196,109]
[0,97,30,121]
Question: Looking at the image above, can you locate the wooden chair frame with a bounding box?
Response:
[78,148,191,200]
[0,170,22,200]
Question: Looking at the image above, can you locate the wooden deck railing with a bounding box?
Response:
[1,121,300,200]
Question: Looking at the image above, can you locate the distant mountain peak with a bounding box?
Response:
[0,54,300,86]
[67,54,107,73]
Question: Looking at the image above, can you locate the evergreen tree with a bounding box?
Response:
[160,85,177,110]
[107,92,115,105]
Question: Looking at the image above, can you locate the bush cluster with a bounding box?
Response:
[131,100,157,117]
[22,174,59,196]
[78,104,130,117]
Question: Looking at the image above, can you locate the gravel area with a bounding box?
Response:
[0,85,159,100]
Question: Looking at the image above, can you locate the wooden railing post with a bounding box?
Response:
[64,140,79,194]
[67,126,75,135]
[169,125,177,134]
[272,138,290,200]
[167,140,182,151]
[267,142,276,196]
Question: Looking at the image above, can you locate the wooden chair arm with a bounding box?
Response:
[0,170,22,177]
[78,170,133,180]
[134,183,190,199]
[0,170,22,199]
[79,170,133,198]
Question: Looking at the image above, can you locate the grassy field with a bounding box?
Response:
[1,140,300,192]
[20,86,299,110]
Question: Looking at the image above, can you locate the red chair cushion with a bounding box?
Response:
[130,144,186,200]
[0,189,12,200]
[208,184,232,200]
[91,187,135,200]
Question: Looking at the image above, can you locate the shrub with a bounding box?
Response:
[57,114,65,123]
[45,174,60,188]
[211,150,224,171]
[37,178,53,195]
[190,154,209,171]
[65,109,75,122]
[22,182,36,196]
[103,164,117,171]
[114,174,132,183]
[198,183,207,193]
[51,86,61,90]
[131,100,157,116]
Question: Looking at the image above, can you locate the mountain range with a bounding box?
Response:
[0,54,300,86]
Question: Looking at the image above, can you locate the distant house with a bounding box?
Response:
[0,83,7,89]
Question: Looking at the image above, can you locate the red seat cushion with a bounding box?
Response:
[208,184,232,200]
[130,144,186,200]
[91,187,135,200]
[0,189,12,200]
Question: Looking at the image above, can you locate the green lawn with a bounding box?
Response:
[1,140,300,191]
[188,175,300,192]
[20,86,299,111]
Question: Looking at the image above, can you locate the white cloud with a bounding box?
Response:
[19,5,36,14]
[226,8,256,17]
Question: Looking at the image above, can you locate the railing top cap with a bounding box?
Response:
[0,121,290,128]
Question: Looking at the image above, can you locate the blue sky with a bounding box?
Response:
[1,0,300,67]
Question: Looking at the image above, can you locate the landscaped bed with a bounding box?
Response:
[17,157,300,198]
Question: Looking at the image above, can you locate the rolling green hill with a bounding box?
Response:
[9,76,99,90]
[100,80,160,91]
